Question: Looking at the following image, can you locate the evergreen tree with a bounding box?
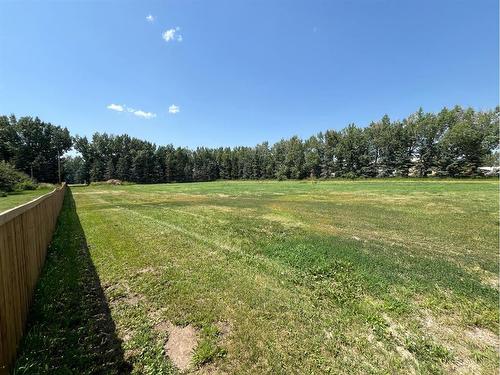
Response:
[4,106,497,184]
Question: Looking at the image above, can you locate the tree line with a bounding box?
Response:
[0,115,72,182]
[1,106,498,184]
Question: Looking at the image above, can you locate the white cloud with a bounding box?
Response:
[107,103,124,112]
[162,27,183,42]
[169,104,180,114]
[162,29,176,41]
[133,110,156,119]
[146,14,155,22]
[107,103,156,119]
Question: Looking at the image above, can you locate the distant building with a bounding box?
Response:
[478,166,500,176]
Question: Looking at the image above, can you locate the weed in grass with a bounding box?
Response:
[192,339,227,368]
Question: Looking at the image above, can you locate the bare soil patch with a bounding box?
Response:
[216,321,231,337]
[155,321,199,371]
[466,327,499,348]
[106,282,145,306]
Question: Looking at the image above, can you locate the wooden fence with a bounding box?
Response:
[0,183,67,372]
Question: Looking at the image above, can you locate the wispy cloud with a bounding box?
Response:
[107,104,156,119]
[133,110,156,119]
[146,14,155,23]
[107,103,124,112]
[162,27,183,42]
[168,104,180,114]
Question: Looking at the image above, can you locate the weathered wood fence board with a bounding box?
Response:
[0,183,67,373]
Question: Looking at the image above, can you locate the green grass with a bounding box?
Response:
[13,191,130,374]
[0,186,54,213]
[15,179,499,374]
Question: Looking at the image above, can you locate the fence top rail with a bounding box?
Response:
[0,183,66,226]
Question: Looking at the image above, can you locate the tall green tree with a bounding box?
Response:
[11,116,72,182]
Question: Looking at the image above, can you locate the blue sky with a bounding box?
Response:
[0,0,498,149]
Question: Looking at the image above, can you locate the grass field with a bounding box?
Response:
[0,186,54,213]
[15,179,499,374]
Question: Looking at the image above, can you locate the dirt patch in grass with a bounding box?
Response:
[121,328,135,343]
[154,320,175,334]
[418,310,499,374]
[382,313,417,364]
[466,327,499,348]
[122,294,144,305]
[216,321,231,338]
[107,282,146,306]
[124,348,141,362]
[479,272,498,289]
[262,213,304,228]
[445,356,481,374]
[155,321,199,371]
[134,266,161,276]
[167,325,199,371]
[201,205,235,212]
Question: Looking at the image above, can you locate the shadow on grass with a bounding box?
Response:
[13,189,131,374]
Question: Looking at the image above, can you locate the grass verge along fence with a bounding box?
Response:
[0,183,67,372]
